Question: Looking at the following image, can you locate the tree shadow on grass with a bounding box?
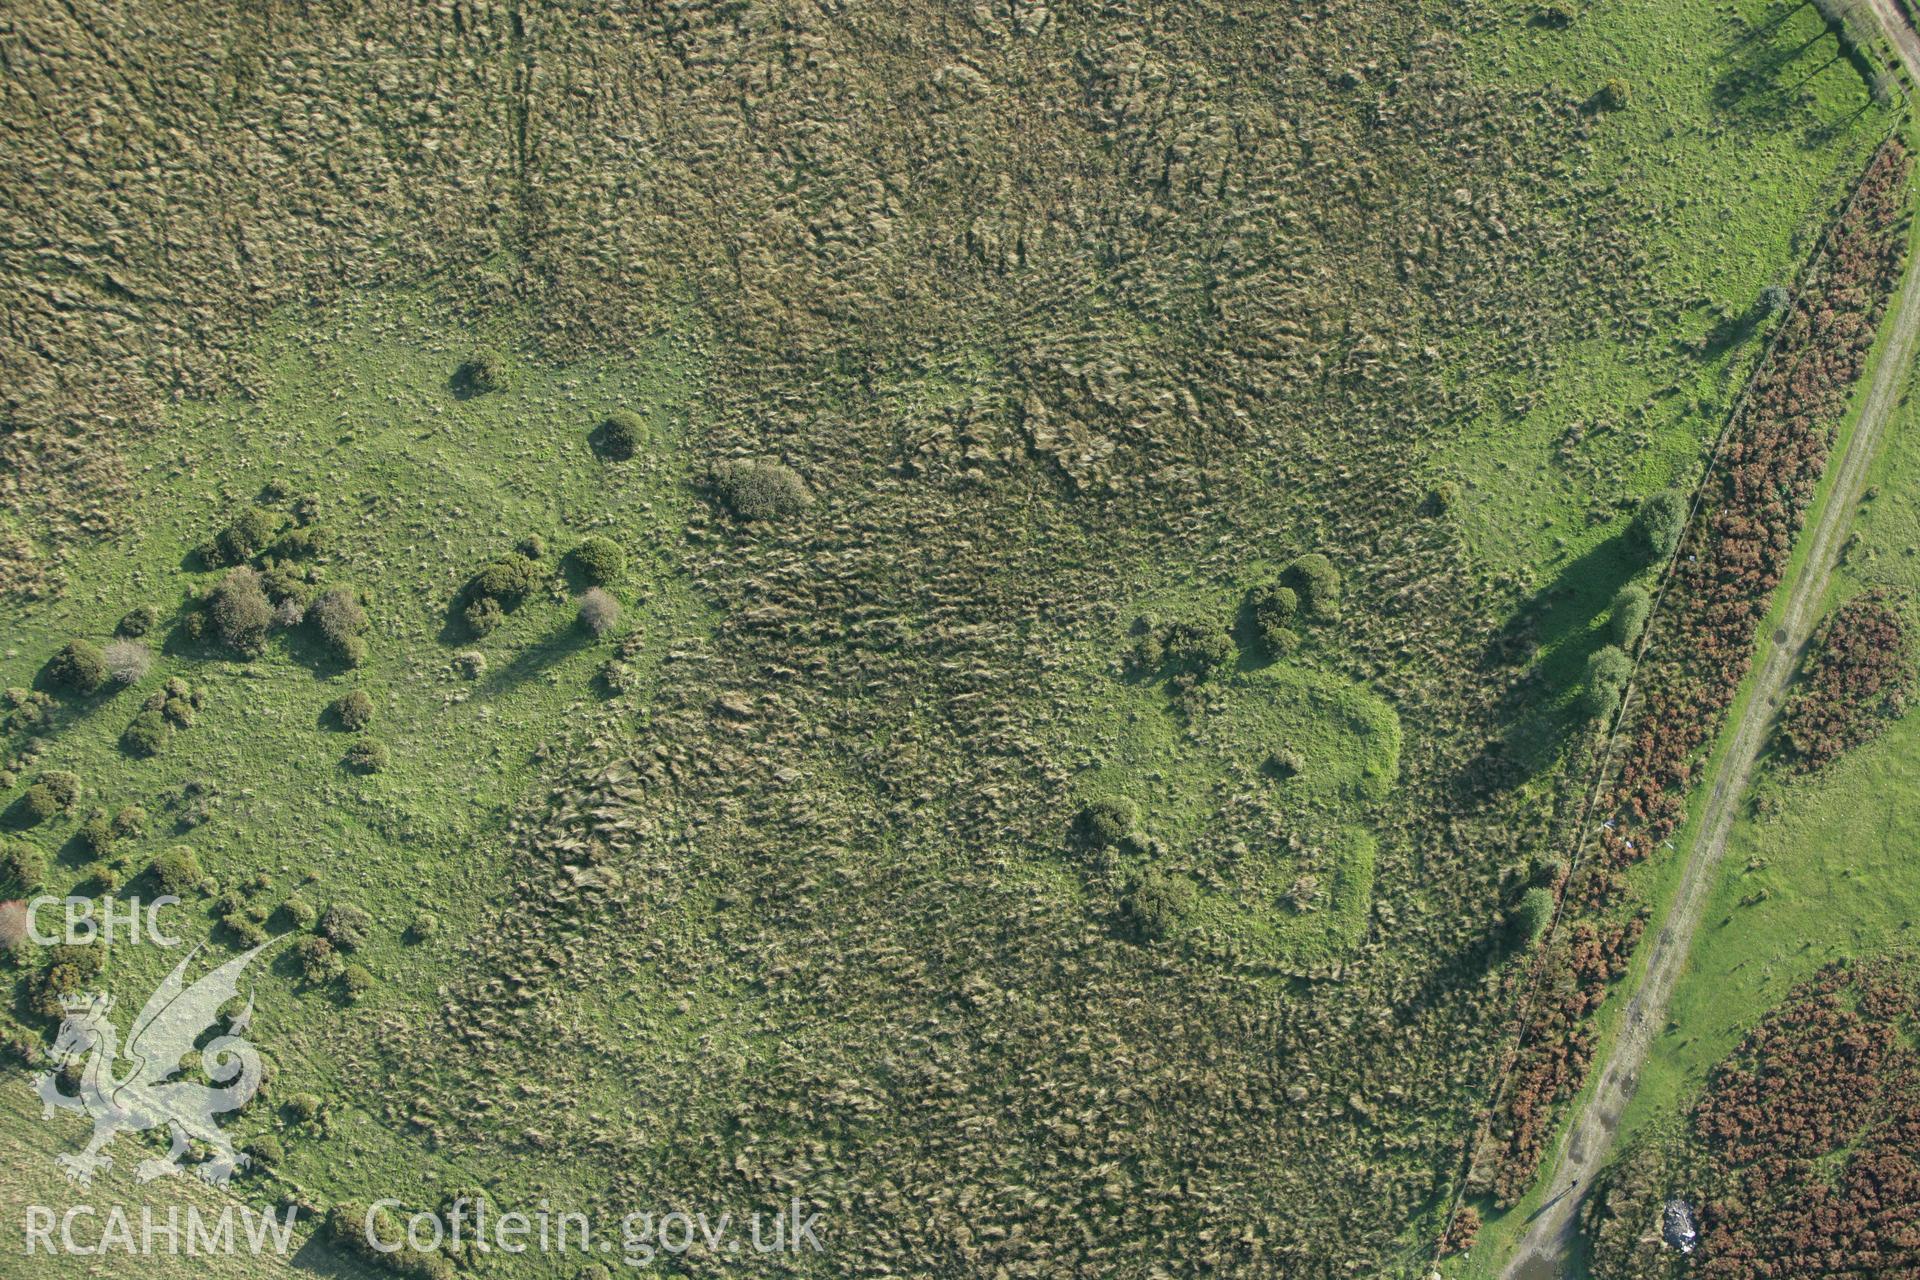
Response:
[1455,535,1643,803]
[479,623,586,696]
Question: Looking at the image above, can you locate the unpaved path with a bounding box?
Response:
[1500,145,1920,1280]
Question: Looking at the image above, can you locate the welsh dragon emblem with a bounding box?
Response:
[33,939,275,1187]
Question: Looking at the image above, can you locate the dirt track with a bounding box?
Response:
[1501,108,1920,1280]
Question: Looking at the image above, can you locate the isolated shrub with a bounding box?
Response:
[406,912,439,942]
[321,903,372,950]
[1281,553,1342,617]
[336,635,369,668]
[148,677,202,728]
[116,605,159,638]
[14,784,61,826]
[569,536,625,585]
[150,846,204,895]
[711,458,812,521]
[46,640,109,694]
[1511,886,1554,945]
[455,348,504,394]
[308,588,370,660]
[280,893,318,929]
[201,506,281,568]
[1122,870,1195,942]
[286,1091,325,1123]
[465,554,540,607]
[1610,584,1651,650]
[3,687,52,735]
[295,936,341,984]
[1159,620,1234,678]
[595,409,644,460]
[40,772,79,808]
[1592,78,1631,111]
[273,597,306,630]
[1759,284,1791,317]
[244,1135,285,1170]
[339,963,375,1001]
[331,690,374,731]
[1265,749,1305,779]
[516,533,547,560]
[102,638,152,687]
[1583,645,1633,721]
[222,910,268,946]
[111,806,146,839]
[77,812,116,858]
[1075,797,1136,848]
[343,738,389,774]
[0,840,46,893]
[577,588,622,637]
[1627,490,1686,566]
[452,650,487,679]
[463,595,504,637]
[210,568,273,657]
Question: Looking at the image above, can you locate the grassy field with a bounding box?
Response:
[1445,0,1892,771]
[2,1,1914,1276]
[0,284,711,1224]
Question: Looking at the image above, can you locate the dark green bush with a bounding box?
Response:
[308,588,370,661]
[202,506,282,568]
[1161,621,1234,677]
[1583,644,1633,721]
[465,554,540,606]
[77,811,116,858]
[1281,553,1342,617]
[321,903,372,950]
[1122,870,1195,942]
[462,596,504,637]
[1611,584,1651,650]
[286,1091,326,1123]
[343,738,389,774]
[116,605,159,638]
[1075,797,1136,848]
[712,459,812,521]
[1511,886,1555,944]
[210,568,273,657]
[0,840,46,893]
[281,893,318,929]
[331,690,374,731]
[267,526,328,560]
[295,935,340,984]
[40,772,79,808]
[151,846,204,895]
[455,349,505,394]
[1628,490,1686,566]
[244,1134,285,1170]
[46,640,109,694]
[595,409,645,460]
[120,709,167,757]
[569,536,625,585]
[1249,584,1301,658]
[339,963,375,1001]
[14,785,60,826]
